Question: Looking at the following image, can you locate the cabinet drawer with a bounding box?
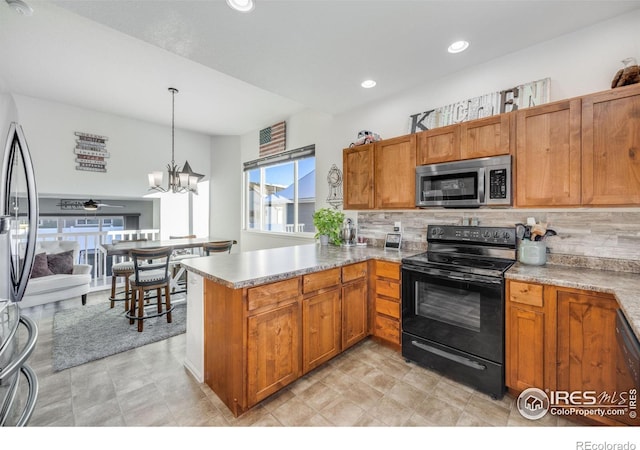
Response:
[376,279,400,300]
[509,281,543,307]
[303,268,341,294]
[375,260,400,280]
[248,278,300,311]
[376,297,399,319]
[375,314,400,344]
[342,262,367,283]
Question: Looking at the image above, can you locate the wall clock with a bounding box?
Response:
[326,164,343,209]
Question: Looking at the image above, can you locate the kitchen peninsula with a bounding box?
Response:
[180,243,415,417]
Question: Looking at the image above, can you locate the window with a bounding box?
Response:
[244,145,315,233]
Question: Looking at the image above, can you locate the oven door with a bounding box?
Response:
[401,264,504,363]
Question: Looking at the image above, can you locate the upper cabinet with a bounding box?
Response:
[343,143,375,209]
[374,134,416,209]
[460,113,511,160]
[582,85,640,205]
[343,135,416,210]
[416,113,511,165]
[515,99,582,207]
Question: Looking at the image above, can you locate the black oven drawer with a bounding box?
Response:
[402,332,505,399]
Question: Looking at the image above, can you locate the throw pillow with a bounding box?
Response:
[47,250,74,275]
[31,252,54,278]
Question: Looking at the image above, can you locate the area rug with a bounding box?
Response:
[52,298,186,371]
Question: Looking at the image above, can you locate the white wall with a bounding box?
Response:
[209,136,242,250]
[0,93,19,160]
[235,9,640,251]
[12,94,211,200]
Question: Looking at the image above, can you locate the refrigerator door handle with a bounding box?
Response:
[0,315,38,384]
[1,123,39,303]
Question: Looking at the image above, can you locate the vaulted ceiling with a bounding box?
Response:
[1,1,639,135]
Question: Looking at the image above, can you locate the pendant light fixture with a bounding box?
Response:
[148,87,204,194]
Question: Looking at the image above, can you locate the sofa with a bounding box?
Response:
[20,241,92,309]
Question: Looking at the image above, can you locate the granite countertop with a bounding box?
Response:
[180,243,419,289]
[506,263,640,340]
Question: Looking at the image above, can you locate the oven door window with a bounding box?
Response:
[402,270,504,363]
[421,171,478,202]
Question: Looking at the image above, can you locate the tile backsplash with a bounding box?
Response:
[357,209,640,273]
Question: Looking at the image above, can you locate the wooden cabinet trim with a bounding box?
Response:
[508,281,544,308]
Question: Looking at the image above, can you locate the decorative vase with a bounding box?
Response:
[319,235,329,246]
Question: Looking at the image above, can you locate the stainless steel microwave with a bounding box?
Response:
[415,155,512,208]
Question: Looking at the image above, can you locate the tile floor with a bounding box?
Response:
[18,290,576,428]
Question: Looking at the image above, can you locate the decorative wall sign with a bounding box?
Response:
[74,131,109,172]
[408,78,550,133]
[326,164,343,209]
[58,199,98,210]
[259,121,286,157]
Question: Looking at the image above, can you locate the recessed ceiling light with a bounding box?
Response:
[226,0,255,13]
[6,0,33,16]
[361,80,377,89]
[448,40,469,54]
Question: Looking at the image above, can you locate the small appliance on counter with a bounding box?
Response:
[341,218,356,247]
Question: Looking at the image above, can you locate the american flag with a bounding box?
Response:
[259,121,286,157]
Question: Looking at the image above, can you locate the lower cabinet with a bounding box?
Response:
[204,262,372,417]
[247,299,301,405]
[373,260,401,348]
[506,280,636,426]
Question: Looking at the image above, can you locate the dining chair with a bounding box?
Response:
[169,235,199,288]
[203,240,237,255]
[127,246,174,332]
[109,238,148,310]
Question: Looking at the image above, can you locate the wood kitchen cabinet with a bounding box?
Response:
[343,144,374,209]
[416,123,461,164]
[246,279,302,406]
[582,84,640,205]
[372,260,401,349]
[506,279,635,426]
[374,134,417,209]
[515,98,582,206]
[416,113,511,165]
[341,262,368,351]
[302,269,342,374]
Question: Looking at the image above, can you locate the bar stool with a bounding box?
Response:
[203,240,237,255]
[127,247,173,332]
[109,238,148,310]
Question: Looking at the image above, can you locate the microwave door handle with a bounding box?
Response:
[478,167,486,203]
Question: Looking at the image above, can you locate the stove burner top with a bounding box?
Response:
[403,251,514,277]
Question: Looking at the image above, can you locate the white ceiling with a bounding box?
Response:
[1,0,639,136]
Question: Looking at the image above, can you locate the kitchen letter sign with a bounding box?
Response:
[408,78,550,133]
[259,121,286,157]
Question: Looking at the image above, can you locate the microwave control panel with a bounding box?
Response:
[489,168,507,199]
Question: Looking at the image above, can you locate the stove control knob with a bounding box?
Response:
[493,231,500,238]
[482,230,492,239]
[431,227,443,237]
[503,231,511,240]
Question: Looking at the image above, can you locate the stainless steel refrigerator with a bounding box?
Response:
[0,122,39,426]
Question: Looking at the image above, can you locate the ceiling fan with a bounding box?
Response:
[82,199,123,211]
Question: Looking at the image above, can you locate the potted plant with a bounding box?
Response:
[312,208,345,245]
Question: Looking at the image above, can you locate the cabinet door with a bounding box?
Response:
[416,124,460,165]
[506,305,545,392]
[302,288,341,374]
[556,290,618,396]
[515,99,582,206]
[460,113,511,160]
[247,300,301,405]
[343,144,374,209]
[505,281,547,392]
[582,85,640,205]
[374,135,417,208]
[342,278,368,350]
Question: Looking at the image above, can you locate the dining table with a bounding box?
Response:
[101,236,236,292]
